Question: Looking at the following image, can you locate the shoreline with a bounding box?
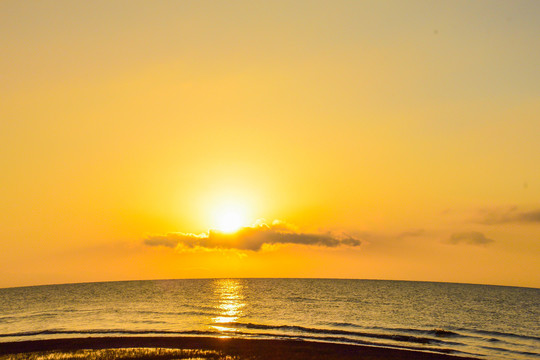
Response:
[0,336,479,359]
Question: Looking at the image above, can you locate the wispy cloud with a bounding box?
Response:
[397,229,426,238]
[445,231,494,246]
[144,220,361,252]
[480,208,540,225]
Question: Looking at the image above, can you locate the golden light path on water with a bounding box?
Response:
[211,279,245,336]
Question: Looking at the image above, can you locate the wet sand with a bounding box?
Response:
[0,336,478,359]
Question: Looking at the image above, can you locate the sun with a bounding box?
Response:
[213,204,247,233]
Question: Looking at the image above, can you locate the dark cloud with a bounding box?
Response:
[446,231,494,246]
[480,208,540,225]
[144,222,361,252]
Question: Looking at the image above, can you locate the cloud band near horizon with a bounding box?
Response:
[144,221,361,251]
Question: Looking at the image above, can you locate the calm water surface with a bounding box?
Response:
[0,279,538,360]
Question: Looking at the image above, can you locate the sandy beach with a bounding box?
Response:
[0,336,479,359]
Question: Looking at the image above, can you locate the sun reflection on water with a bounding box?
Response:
[211,279,245,335]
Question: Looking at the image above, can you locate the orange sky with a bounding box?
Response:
[1,1,539,288]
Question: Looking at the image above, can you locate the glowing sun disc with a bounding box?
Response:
[214,205,246,233]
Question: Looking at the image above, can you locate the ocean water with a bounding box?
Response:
[0,279,538,359]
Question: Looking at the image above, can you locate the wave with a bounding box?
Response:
[461,328,540,342]
[479,345,540,358]
[325,322,460,337]
[325,322,540,346]
[216,322,463,346]
[0,325,461,347]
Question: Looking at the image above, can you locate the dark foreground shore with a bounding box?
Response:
[0,336,478,360]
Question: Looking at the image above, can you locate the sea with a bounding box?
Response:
[0,279,538,359]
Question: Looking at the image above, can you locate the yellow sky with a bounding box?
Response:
[1,1,539,288]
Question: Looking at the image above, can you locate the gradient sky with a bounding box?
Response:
[1,1,539,288]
